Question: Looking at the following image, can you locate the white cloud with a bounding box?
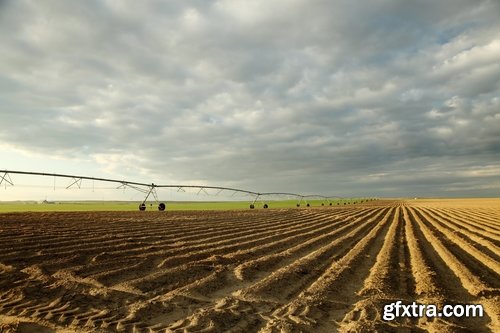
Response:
[0,0,499,197]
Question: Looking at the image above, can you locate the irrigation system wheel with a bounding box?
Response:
[158,203,166,211]
[139,203,146,211]
[249,204,255,209]
[263,204,268,209]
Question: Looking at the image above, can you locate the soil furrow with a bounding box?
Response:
[414,208,500,288]
[255,207,396,332]
[235,207,391,303]
[233,207,386,282]
[407,207,499,332]
[1,200,498,333]
[435,208,500,237]
[422,208,500,263]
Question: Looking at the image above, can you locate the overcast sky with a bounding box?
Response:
[1,0,499,199]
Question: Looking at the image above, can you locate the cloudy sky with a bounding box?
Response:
[1,0,499,200]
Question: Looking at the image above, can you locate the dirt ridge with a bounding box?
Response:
[1,199,499,332]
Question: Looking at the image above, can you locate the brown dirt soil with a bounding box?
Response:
[0,199,498,332]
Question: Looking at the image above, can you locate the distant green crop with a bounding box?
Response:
[0,199,368,212]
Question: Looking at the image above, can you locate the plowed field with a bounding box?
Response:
[0,199,499,332]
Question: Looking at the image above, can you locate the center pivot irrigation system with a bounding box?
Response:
[0,170,349,211]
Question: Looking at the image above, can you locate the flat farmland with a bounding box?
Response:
[0,200,499,332]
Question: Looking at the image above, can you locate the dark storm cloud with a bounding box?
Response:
[1,0,499,196]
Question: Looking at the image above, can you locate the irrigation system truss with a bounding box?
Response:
[0,170,347,210]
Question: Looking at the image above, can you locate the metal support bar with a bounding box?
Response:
[141,184,157,204]
[151,187,159,203]
[196,187,209,195]
[66,177,83,189]
[251,194,260,205]
[125,183,149,194]
[0,172,14,187]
